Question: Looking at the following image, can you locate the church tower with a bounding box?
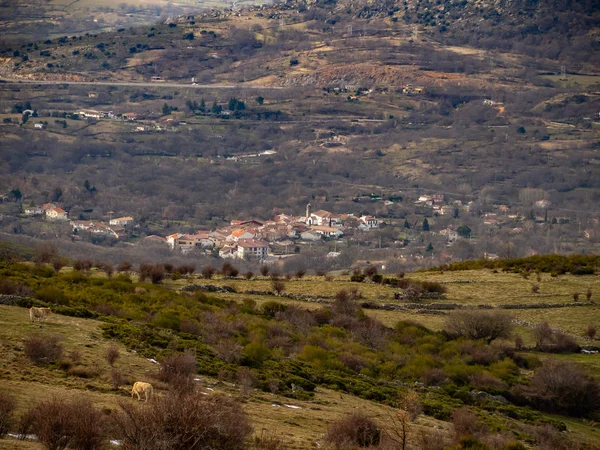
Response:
[306,203,312,223]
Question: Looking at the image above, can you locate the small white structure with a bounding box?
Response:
[46,207,67,221]
[359,215,379,230]
[310,225,343,238]
[24,206,44,216]
[109,216,134,227]
[34,123,45,129]
[237,239,269,259]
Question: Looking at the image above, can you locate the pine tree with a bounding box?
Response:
[423,218,430,232]
[403,219,410,229]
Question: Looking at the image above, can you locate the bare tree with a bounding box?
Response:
[444,310,513,344]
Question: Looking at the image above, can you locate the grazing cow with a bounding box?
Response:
[29,307,52,323]
[131,381,154,402]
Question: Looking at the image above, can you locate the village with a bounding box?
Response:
[9,191,579,265]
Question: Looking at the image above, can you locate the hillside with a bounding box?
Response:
[0,255,599,448]
[0,0,599,268]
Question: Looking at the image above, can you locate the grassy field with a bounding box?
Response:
[168,270,600,338]
[0,304,452,449]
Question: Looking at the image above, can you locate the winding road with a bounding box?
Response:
[0,77,287,90]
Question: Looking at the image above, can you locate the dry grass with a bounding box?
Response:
[0,304,453,449]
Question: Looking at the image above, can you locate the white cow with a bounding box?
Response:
[131,381,154,401]
[29,307,52,323]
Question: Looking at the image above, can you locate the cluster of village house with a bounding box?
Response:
[17,194,586,260]
[23,203,133,240]
[28,106,178,133]
[157,204,381,260]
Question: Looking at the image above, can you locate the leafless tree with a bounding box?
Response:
[444,310,513,344]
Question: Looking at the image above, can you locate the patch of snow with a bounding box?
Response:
[148,358,159,364]
[110,439,123,446]
[283,404,301,409]
[206,387,214,391]
[271,403,281,407]
[8,433,36,440]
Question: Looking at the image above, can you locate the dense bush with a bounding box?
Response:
[24,333,63,365]
[512,360,600,417]
[324,412,381,448]
[158,351,197,384]
[113,391,252,450]
[444,311,513,344]
[30,397,105,450]
[0,392,16,437]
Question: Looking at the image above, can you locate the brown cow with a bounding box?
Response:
[29,307,52,323]
[131,381,154,402]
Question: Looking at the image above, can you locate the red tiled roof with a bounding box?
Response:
[237,239,268,248]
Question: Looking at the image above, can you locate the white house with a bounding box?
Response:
[300,231,320,241]
[177,233,214,253]
[236,239,269,259]
[24,206,44,216]
[310,225,343,238]
[166,233,184,250]
[219,245,237,259]
[359,215,379,230]
[226,229,255,243]
[46,207,67,221]
[34,123,45,129]
[439,228,459,242]
[109,216,134,226]
[307,210,342,227]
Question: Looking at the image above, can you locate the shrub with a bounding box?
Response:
[262,301,287,318]
[585,324,597,339]
[421,281,447,294]
[158,351,197,384]
[295,269,306,279]
[31,397,105,450]
[35,286,68,305]
[110,367,125,389]
[519,360,600,417]
[0,392,16,437]
[113,391,253,450]
[24,334,63,365]
[201,265,216,279]
[534,322,579,353]
[364,265,378,278]
[260,265,269,276]
[237,367,257,395]
[73,259,93,272]
[452,408,488,440]
[106,344,120,367]
[531,284,540,294]
[117,261,132,272]
[221,262,239,277]
[325,412,381,448]
[15,408,36,440]
[444,311,513,344]
[586,288,592,302]
[244,271,254,280]
[350,269,366,283]
[573,292,580,302]
[0,279,32,296]
[271,279,286,295]
[421,368,448,386]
